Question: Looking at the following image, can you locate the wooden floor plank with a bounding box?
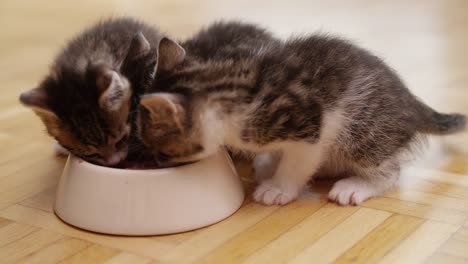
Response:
[399,176,468,200]
[386,190,468,212]
[0,140,49,166]
[362,197,468,224]
[437,238,468,259]
[334,214,424,264]
[159,202,279,263]
[290,208,391,264]
[58,244,120,264]
[0,229,63,264]
[407,168,468,187]
[101,252,154,264]
[242,204,359,264]
[427,253,468,264]
[452,225,468,242]
[0,175,59,211]
[0,158,64,210]
[20,186,56,213]
[378,221,460,264]
[0,205,174,260]
[196,199,325,264]
[0,222,38,248]
[17,237,90,264]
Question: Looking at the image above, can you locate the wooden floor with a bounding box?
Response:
[1,0,468,263]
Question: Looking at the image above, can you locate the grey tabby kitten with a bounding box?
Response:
[18,18,184,166]
[138,30,466,205]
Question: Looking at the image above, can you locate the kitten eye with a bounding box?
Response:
[115,134,128,149]
[83,153,101,160]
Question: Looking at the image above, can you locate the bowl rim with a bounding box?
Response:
[68,154,209,173]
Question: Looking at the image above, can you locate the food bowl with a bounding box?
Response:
[54,149,244,235]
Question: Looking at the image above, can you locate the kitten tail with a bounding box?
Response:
[424,112,466,135]
[416,101,466,135]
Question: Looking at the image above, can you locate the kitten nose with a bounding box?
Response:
[106,154,122,166]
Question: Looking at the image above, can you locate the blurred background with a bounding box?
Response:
[1,0,467,171]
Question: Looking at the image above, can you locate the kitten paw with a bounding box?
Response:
[253,180,297,205]
[328,177,376,206]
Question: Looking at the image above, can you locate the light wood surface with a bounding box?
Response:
[1,0,468,263]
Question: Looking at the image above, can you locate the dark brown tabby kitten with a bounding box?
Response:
[138,30,466,205]
[18,18,185,166]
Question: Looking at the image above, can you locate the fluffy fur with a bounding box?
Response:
[138,29,466,206]
[19,18,166,165]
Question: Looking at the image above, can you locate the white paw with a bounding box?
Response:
[253,180,297,205]
[328,177,377,206]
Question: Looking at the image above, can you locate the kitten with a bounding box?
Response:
[124,21,278,166]
[19,18,179,166]
[137,32,466,206]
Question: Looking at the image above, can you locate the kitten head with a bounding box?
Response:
[19,32,156,166]
[137,38,211,165]
[20,67,132,166]
[138,93,208,165]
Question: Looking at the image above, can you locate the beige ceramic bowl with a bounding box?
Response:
[54,149,244,235]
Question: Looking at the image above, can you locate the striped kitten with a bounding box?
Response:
[19,18,169,166]
[137,31,466,205]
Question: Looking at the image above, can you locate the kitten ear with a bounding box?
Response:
[19,87,61,133]
[126,32,151,59]
[20,87,49,109]
[157,37,186,72]
[97,70,131,112]
[140,93,185,130]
